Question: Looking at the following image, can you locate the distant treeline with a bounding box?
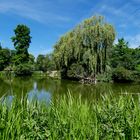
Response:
[0,15,140,82]
[0,25,56,76]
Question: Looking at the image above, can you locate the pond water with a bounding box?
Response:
[0,77,140,102]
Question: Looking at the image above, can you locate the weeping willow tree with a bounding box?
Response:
[53,16,115,79]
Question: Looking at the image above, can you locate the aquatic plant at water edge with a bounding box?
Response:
[0,94,140,139]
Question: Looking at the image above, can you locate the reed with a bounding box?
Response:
[0,94,140,139]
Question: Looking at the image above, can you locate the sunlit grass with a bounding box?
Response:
[0,93,140,139]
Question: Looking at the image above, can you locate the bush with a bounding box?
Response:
[112,67,133,82]
[67,63,84,79]
[132,71,140,82]
[97,72,112,82]
[14,63,33,76]
[135,64,140,72]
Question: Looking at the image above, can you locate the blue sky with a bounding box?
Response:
[0,0,140,57]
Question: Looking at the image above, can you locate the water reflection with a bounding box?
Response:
[0,77,140,102]
[28,82,51,103]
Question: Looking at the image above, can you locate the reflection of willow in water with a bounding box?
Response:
[36,78,62,97]
[36,79,140,101]
[51,81,113,101]
[0,77,140,102]
[35,79,115,101]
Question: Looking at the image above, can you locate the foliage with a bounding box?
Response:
[0,48,11,71]
[29,54,35,65]
[67,63,84,79]
[110,38,134,70]
[9,50,16,67]
[36,55,47,72]
[14,63,33,76]
[11,24,31,65]
[36,54,56,72]
[0,18,140,81]
[110,38,140,82]
[53,16,115,79]
[0,94,140,139]
[11,24,33,76]
[112,67,133,82]
[0,43,2,49]
[133,47,140,73]
[97,72,112,82]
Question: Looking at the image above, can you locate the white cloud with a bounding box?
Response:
[113,35,140,48]
[114,38,118,45]
[126,34,140,48]
[88,1,140,28]
[0,0,71,24]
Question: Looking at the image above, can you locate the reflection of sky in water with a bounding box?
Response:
[2,82,51,105]
[1,95,14,108]
[28,82,51,104]
[1,78,140,104]
[5,95,13,103]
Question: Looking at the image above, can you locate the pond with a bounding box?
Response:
[0,77,140,102]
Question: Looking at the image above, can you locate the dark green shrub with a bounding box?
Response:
[132,71,140,82]
[112,67,133,82]
[14,63,33,76]
[67,63,84,79]
[97,72,112,82]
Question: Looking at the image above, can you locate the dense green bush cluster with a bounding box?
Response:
[67,63,84,79]
[0,94,140,139]
[110,38,140,82]
[112,67,133,82]
[14,63,34,76]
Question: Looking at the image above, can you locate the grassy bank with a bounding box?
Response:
[0,94,140,139]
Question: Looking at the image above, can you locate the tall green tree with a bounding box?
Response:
[11,24,33,76]
[11,24,31,65]
[53,16,115,79]
[110,38,134,70]
[110,38,140,82]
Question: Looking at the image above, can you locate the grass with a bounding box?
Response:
[0,94,140,139]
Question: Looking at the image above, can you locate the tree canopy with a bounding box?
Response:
[53,16,115,79]
[11,24,31,65]
[36,54,56,72]
[110,38,140,82]
[11,24,33,76]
